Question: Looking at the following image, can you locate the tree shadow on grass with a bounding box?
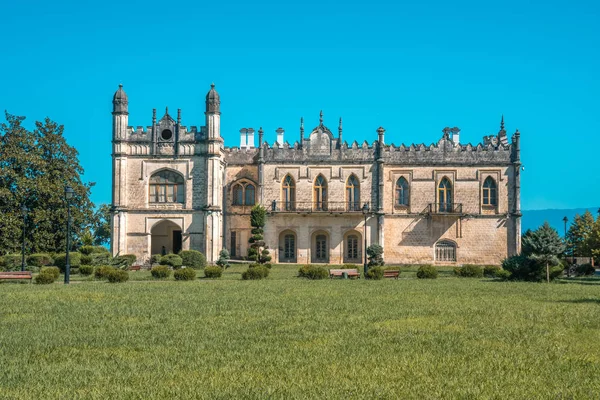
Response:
[557,298,600,305]
[556,277,600,286]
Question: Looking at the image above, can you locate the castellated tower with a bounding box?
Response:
[110,84,224,263]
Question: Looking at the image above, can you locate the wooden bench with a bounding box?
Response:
[329,269,360,279]
[0,271,33,282]
[129,265,142,272]
[383,270,400,279]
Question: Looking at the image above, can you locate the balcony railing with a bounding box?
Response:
[422,203,463,215]
[270,201,368,213]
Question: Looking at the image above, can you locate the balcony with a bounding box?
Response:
[270,201,368,213]
[421,203,464,216]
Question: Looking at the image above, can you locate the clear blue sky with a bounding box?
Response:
[1,0,598,211]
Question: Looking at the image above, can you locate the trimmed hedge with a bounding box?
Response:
[1,254,22,271]
[160,254,183,269]
[576,264,595,276]
[179,250,207,269]
[174,268,196,281]
[79,245,109,255]
[151,265,171,279]
[107,269,129,283]
[113,254,137,268]
[454,265,484,278]
[35,272,56,284]
[90,252,112,266]
[95,266,116,280]
[79,265,94,276]
[483,265,501,277]
[242,265,270,280]
[417,265,438,279]
[54,253,81,272]
[204,266,223,279]
[27,254,54,268]
[40,267,60,280]
[366,266,384,280]
[495,269,511,280]
[151,254,162,265]
[298,265,328,280]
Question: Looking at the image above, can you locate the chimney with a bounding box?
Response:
[276,127,284,144]
[247,128,255,148]
[240,128,247,148]
[452,128,460,145]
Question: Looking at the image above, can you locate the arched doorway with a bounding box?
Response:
[311,230,330,263]
[278,230,297,263]
[343,230,362,264]
[151,220,182,255]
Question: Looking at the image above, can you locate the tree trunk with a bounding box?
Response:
[546,262,550,283]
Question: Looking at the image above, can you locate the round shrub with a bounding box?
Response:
[366,266,384,280]
[495,269,511,280]
[27,253,54,268]
[417,265,438,279]
[80,255,92,265]
[1,254,22,271]
[40,267,60,280]
[151,265,171,279]
[107,269,129,283]
[113,254,137,268]
[95,265,116,280]
[454,265,483,278]
[71,268,80,275]
[204,266,223,279]
[151,254,162,265]
[174,267,196,281]
[53,253,81,272]
[160,254,183,269]
[34,272,56,285]
[298,265,328,280]
[576,264,595,276]
[90,252,112,266]
[79,265,94,276]
[78,245,95,255]
[242,265,270,280]
[179,250,207,269]
[483,265,501,277]
[550,265,564,280]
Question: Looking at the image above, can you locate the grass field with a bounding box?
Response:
[1,265,599,399]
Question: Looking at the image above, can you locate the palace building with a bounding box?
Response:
[111,84,522,265]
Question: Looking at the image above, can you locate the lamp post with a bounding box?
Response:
[64,186,74,284]
[21,205,28,272]
[362,203,369,276]
[563,216,568,276]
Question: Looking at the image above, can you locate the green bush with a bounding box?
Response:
[27,254,54,268]
[204,266,223,279]
[242,265,270,280]
[80,255,92,265]
[71,268,80,275]
[495,269,511,280]
[34,272,56,285]
[151,254,162,264]
[366,266,384,280]
[298,265,328,280]
[216,249,230,269]
[550,265,564,280]
[179,250,207,269]
[160,254,183,269]
[90,252,112,266]
[107,269,129,283]
[53,253,81,272]
[95,265,116,280]
[174,268,196,281]
[40,266,60,280]
[454,265,483,278]
[78,245,95,255]
[367,244,385,267]
[113,254,137,268]
[576,264,595,276]
[502,255,562,282]
[342,264,360,269]
[79,265,94,276]
[483,265,501,277]
[417,265,438,279]
[151,265,171,279]
[1,254,22,271]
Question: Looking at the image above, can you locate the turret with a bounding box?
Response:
[205,83,222,155]
[112,84,128,140]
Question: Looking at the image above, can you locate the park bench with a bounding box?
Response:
[329,268,360,279]
[129,265,142,272]
[0,271,33,282]
[383,270,400,279]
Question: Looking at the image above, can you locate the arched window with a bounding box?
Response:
[483,177,497,206]
[438,178,453,212]
[314,175,328,211]
[435,240,456,262]
[149,170,184,203]
[396,177,409,206]
[347,234,358,260]
[315,234,327,261]
[282,175,296,211]
[245,184,256,206]
[232,184,244,205]
[346,175,360,211]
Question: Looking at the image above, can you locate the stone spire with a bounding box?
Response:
[112,84,128,114]
[205,83,220,114]
[319,110,323,125]
[300,117,304,147]
[338,117,343,146]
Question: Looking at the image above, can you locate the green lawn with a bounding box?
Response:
[1,265,599,399]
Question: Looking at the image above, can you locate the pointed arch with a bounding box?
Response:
[313,174,328,211]
[438,177,453,212]
[346,174,360,211]
[483,176,497,206]
[149,169,184,203]
[395,177,409,206]
[245,184,256,206]
[282,174,296,211]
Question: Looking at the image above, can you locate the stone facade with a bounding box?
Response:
[111,85,521,265]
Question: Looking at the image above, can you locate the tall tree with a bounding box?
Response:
[522,222,566,283]
[566,211,595,258]
[92,203,112,246]
[0,113,95,254]
[247,205,271,266]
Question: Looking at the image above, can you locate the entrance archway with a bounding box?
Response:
[278,230,297,263]
[311,230,330,263]
[151,220,182,255]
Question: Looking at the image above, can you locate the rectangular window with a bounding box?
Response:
[150,185,157,202]
[158,186,166,203]
[167,185,174,202]
[176,185,184,203]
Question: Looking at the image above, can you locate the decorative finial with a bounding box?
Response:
[515,129,520,136]
[177,109,181,124]
[319,110,323,124]
[211,83,215,89]
[119,84,123,89]
[500,115,505,132]
[339,117,343,130]
[300,117,304,129]
[165,106,169,114]
[259,127,264,135]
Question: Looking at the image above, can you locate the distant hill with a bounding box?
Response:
[522,207,600,236]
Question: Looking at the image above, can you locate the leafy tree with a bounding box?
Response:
[522,222,566,283]
[367,244,385,267]
[247,205,271,267]
[216,249,230,269]
[566,211,595,258]
[0,113,95,254]
[92,204,112,246]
